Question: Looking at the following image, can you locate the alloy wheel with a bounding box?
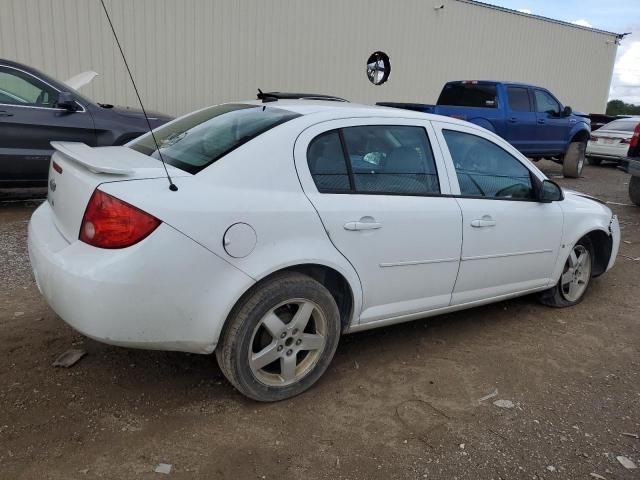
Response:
[248,299,327,387]
[560,244,591,302]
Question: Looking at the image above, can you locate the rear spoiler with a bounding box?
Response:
[50,142,134,175]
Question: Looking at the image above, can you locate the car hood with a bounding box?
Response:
[562,189,612,214]
[100,104,173,122]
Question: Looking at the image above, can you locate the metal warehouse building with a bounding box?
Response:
[0,0,622,116]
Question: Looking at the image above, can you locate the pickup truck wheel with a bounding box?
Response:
[538,237,593,307]
[629,176,640,206]
[562,140,586,178]
[587,157,602,166]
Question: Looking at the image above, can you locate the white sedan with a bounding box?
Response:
[586,117,640,165]
[28,100,620,401]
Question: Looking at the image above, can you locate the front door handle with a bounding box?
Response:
[0,110,14,117]
[471,216,496,228]
[537,118,545,124]
[344,217,382,231]
[508,117,518,123]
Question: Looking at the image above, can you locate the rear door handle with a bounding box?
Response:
[471,217,496,228]
[537,118,545,124]
[508,117,518,123]
[0,110,14,117]
[344,218,382,231]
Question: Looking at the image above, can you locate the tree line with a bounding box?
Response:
[606,100,640,115]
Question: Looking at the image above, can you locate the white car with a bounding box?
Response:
[586,117,640,165]
[28,100,620,401]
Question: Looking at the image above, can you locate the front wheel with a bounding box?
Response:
[629,175,640,206]
[563,140,587,178]
[216,272,341,402]
[539,238,593,307]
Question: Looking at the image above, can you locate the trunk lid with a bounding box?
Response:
[47,142,188,242]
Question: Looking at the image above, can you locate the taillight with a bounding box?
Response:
[79,190,161,249]
[631,124,640,148]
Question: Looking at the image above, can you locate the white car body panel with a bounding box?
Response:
[27,101,620,353]
[294,118,462,323]
[429,121,564,303]
[586,130,632,160]
[64,70,98,91]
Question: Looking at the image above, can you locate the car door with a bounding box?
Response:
[0,65,96,186]
[533,89,570,154]
[505,85,537,153]
[432,121,563,305]
[294,118,462,325]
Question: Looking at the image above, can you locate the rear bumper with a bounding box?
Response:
[28,202,254,354]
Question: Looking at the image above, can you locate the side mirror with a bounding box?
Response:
[562,105,572,117]
[538,179,564,203]
[56,91,79,112]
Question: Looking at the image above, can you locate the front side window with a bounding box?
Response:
[0,67,57,107]
[129,104,300,174]
[442,129,534,200]
[307,125,440,195]
[507,87,531,112]
[534,90,561,115]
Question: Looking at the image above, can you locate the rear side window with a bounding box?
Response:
[437,83,498,108]
[307,131,350,192]
[507,87,531,112]
[443,129,534,200]
[307,125,440,195]
[128,104,300,174]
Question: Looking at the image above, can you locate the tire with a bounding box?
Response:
[628,175,640,206]
[216,272,341,402]
[538,237,594,307]
[562,140,587,178]
[587,157,602,166]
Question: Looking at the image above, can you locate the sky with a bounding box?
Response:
[484,0,640,105]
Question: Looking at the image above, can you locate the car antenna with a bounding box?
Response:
[99,0,178,192]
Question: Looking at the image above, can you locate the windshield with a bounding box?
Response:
[601,119,640,132]
[128,104,301,174]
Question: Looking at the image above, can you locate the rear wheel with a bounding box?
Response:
[563,140,587,178]
[216,272,341,401]
[539,238,593,307]
[630,175,640,206]
[587,157,602,166]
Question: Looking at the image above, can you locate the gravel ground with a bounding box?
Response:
[0,161,638,479]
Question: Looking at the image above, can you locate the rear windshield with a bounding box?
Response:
[128,104,300,174]
[601,119,640,132]
[437,83,498,108]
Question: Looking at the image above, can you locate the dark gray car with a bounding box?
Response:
[0,59,173,187]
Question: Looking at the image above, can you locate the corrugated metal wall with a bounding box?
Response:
[0,0,618,116]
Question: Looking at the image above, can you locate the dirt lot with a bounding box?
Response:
[0,161,638,480]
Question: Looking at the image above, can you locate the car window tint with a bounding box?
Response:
[507,87,531,112]
[443,129,534,200]
[534,90,560,114]
[437,83,498,108]
[129,104,300,174]
[307,130,350,192]
[0,68,57,106]
[342,125,440,195]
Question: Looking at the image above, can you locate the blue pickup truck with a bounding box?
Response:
[378,80,591,178]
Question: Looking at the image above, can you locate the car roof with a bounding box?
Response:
[240,99,471,126]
